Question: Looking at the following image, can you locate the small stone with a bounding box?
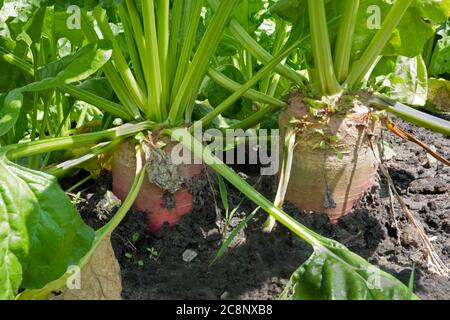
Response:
[86,193,95,200]
[220,291,229,300]
[206,228,221,242]
[400,226,421,248]
[427,201,437,211]
[182,249,198,263]
[424,146,438,169]
[377,256,389,267]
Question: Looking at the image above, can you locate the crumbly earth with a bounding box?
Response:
[78,116,449,300]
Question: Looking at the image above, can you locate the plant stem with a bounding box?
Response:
[244,49,253,80]
[167,0,184,85]
[345,0,413,88]
[260,20,288,95]
[62,85,132,120]
[38,96,51,140]
[142,0,163,122]
[422,33,435,69]
[5,121,156,160]
[369,94,450,136]
[118,3,146,92]
[307,0,341,95]
[94,7,148,111]
[46,140,120,178]
[206,0,305,86]
[230,104,282,130]
[170,0,204,106]
[263,124,296,233]
[29,46,40,169]
[39,102,76,171]
[197,36,305,127]
[168,0,240,125]
[66,174,93,193]
[157,0,170,118]
[0,46,34,73]
[334,0,359,83]
[125,0,151,94]
[80,9,141,119]
[207,68,287,108]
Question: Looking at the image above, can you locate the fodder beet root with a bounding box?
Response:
[112,137,204,232]
[280,92,382,223]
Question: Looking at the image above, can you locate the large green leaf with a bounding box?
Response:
[0,91,22,137]
[43,7,86,48]
[0,155,95,299]
[371,55,428,106]
[36,39,112,86]
[281,236,418,300]
[233,0,266,34]
[271,0,450,76]
[0,39,112,137]
[427,77,450,112]
[429,19,450,77]
[23,6,47,45]
[76,77,114,101]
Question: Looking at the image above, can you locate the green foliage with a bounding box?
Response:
[76,77,114,101]
[201,65,254,120]
[429,19,450,77]
[281,237,419,300]
[233,0,266,34]
[0,40,112,137]
[43,7,86,48]
[371,55,428,106]
[427,77,450,112]
[271,0,450,89]
[0,155,94,299]
[273,0,449,59]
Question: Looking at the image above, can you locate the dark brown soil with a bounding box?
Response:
[77,116,449,300]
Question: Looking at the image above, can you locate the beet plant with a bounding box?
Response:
[0,0,446,300]
[267,0,450,225]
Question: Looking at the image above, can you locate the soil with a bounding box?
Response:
[77,116,449,300]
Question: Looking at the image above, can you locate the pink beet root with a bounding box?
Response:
[112,139,203,232]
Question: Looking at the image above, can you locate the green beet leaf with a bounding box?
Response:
[429,19,450,77]
[233,0,266,34]
[271,0,450,71]
[281,237,418,300]
[371,55,428,106]
[0,39,112,137]
[0,155,95,299]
